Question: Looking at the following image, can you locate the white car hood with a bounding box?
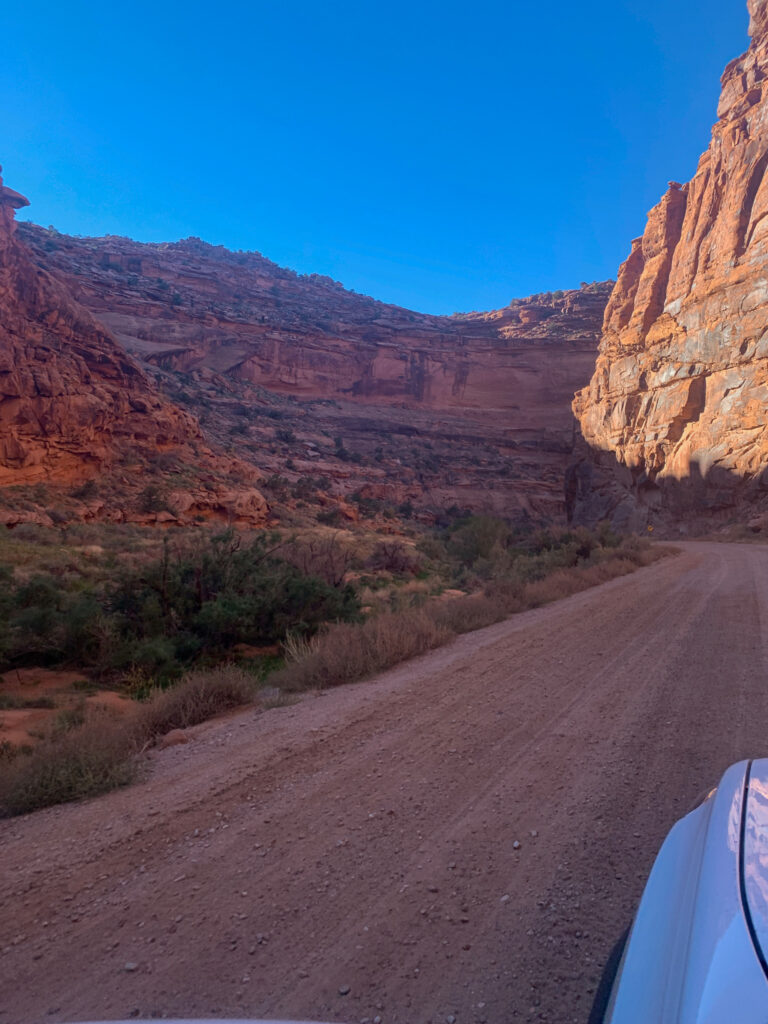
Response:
[607,759,768,1023]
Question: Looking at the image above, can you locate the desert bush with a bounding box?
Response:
[0,694,56,710]
[49,700,87,736]
[280,534,352,586]
[317,508,343,526]
[0,666,260,817]
[71,479,99,501]
[596,519,621,549]
[276,609,451,691]
[446,515,512,568]
[0,708,138,816]
[525,557,640,607]
[0,529,361,681]
[134,666,256,740]
[275,538,673,693]
[428,593,504,633]
[137,483,172,514]
[484,575,526,610]
[366,540,422,576]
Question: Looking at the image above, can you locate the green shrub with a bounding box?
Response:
[446,515,512,568]
[0,529,361,682]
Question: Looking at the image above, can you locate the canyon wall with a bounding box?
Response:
[0,167,201,487]
[0,169,267,525]
[20,225,608,419]
[19,224,611,522]
[574,0,768,523]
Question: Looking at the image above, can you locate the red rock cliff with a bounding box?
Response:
[0,166,202,488]
[19,222,611,522]
[575,0,768,506]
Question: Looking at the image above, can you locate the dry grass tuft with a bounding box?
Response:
[278,609,451,691]
[134,666,257,741]
[0,707,138,817]
[0,666,257,817]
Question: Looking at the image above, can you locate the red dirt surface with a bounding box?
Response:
[0,669,132,748]
[2,542,767,1023]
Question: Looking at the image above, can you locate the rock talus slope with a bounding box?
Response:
[574,0,768,520]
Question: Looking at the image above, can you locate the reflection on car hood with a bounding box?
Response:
[607,759,768,1023]
[743,760,768,972]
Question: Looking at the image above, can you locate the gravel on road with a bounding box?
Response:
[2,542,767,1024]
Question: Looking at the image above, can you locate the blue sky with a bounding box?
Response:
[2,0,750,314]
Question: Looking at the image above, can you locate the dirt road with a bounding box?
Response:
[3,541,768,1024]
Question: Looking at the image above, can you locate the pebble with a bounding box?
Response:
[123,962,138,972]
[513,840,521,850]
[339,984,351,996]
[500,894,511,903]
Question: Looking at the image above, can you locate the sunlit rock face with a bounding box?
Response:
[574,0,768,510]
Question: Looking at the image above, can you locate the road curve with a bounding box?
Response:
[3,542,768,1024]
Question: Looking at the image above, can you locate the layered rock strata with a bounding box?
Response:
[574,0,768,520]
[19,223,611,521]
[0,167,201,486]
[0,168,267,525]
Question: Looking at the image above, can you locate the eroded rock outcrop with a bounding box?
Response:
[0,168,268,525]
[574,0,768,520]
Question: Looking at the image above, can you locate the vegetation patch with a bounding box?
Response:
[0,707,137,817]
[274,535,672,692]
[0,518,674,818]
[0,529,360,684]
[0,666,256,817]
[134,666,256,740]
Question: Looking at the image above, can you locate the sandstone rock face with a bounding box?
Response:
[0,168,269,526]
[574,0,768,518]
[22,226,608,414]
[19,223,611,521]
[0,167,200,487]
